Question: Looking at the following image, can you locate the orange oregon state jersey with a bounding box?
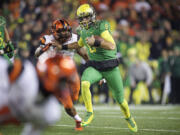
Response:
[37,33,77,63]
[36,54,77,93]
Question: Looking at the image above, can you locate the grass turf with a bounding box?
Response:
[0,105,180,135]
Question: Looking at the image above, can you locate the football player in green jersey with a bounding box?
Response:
[0,16,14,63]
[52,4,137,132]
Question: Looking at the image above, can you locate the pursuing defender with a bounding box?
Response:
[52,4,138,132]
[35,19,85,130]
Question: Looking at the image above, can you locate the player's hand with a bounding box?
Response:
[51,40,62,50]
[86,36,95,46]
[99,79,106,85]
[99,80,104,85]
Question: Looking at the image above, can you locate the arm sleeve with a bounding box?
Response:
[99,20,115,45]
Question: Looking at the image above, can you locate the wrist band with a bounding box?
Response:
[94,39,101,47]
[62,45,68,50]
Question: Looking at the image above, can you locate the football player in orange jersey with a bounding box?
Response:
[35,19,87,131]
[36,54,83,131]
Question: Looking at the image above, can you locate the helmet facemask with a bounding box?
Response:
[78,14,95,29]
[53,29,72,43]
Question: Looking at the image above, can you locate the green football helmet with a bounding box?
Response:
[77,4,96,29]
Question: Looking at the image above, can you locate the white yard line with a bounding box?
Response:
[95,111,180,115]
[161,112,180,114]
[75,105,180,111]
[97,115,180,120]
[54,124,180,133]
[58,105,180,134]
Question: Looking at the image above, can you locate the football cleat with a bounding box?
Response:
[125,116,138,132]
[75,120,83,131]
[81,112,94,127]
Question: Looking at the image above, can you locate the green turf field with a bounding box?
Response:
[0,105,180,135]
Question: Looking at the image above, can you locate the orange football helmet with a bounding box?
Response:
[51,19,72,43]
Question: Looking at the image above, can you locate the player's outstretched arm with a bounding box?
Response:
[35,43,52,58]
[52,40,89,61]
[35,46,43,57]
[52,41,81,50]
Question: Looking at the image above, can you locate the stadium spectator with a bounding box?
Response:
[168,46,180,104]
[150,30,163,59]
[128,58,153,104]
[158,49,170,104]
[134,0,151,12]
[135,30,151,61]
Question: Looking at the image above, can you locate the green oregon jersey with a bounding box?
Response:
[0,26,5,49]
[77,20,117,61]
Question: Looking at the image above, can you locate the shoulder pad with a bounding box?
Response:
[39,36,46,45]
[99,20,110,33]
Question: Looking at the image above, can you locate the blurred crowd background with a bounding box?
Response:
[0,0,180,105]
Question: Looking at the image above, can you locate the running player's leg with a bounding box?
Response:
[81,67,102,126]
[58,88,83,131]
[103,67,137,132]
[69,71,80,101]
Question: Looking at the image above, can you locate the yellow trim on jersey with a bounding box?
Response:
[100,30,115,45]
[78,37,84,47]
